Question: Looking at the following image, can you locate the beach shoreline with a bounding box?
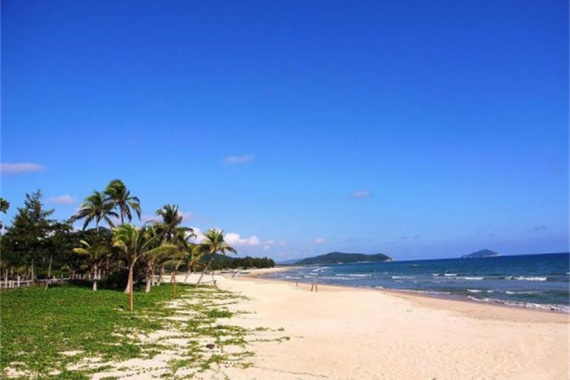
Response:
[240,271,569,322]
[251,263,570,316]
[234,270,569,323]
[214,271,569,379]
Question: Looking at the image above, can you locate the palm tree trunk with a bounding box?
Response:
[92,264,98,291]
[124,270,131,293]
[172,271,177,298]
[158,265,165,285]
[47,255,53,279]
[128,264,135,311]
[184,269,191,283]
[196,255,215,285]
[172,259,182,297]
[145,266,152,293]
[44,258,52,291]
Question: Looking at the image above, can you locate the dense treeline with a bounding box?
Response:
[0,180,273,309]
[206,255,275,271]
[1,191,77,280]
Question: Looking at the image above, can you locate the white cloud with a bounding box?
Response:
[189,227,205,243]
[189,229,269,251]
[180,211,193,221]
[224,232,241,245]
[315,237,327,245]
[225,232,260,246]
[248,236,260,245]
[141,214,156,223]
[352,190,372,199]
[48,195,76,205]
[1,162,44,174]
[223,154,254,165]
[262,240,277,251]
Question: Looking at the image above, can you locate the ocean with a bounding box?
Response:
[265,253,570,313]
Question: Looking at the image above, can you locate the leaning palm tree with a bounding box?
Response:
[169,227,197,297]
[183,243,208,283]
[112,224,177,311]
[196,228,237,285]
[72,239,110,291]
[152,204,194,285]
[72,191,117,232]
[105,179,141,225]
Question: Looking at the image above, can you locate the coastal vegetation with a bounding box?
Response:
[0,180,281,378]
[0,179,274,297]
[196,228,237,285]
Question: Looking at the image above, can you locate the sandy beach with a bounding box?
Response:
[216,269,569,380]
[90,269,569,380]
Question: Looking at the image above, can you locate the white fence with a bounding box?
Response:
[0,276,71,289]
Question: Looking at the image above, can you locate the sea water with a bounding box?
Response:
[266,253,570,313]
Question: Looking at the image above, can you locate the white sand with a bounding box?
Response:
[90,271,569,379]
[218,272,569,380]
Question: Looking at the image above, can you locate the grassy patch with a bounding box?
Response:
[206,309,233,319]
[0,284,289,379]
[1,285,177,377]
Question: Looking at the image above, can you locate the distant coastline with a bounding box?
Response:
[294,251,393,265]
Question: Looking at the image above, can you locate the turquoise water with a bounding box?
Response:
[266,253,570,313]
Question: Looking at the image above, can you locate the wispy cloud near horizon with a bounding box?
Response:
[180,211,193,221]
[1,162,44,175]
[48,195,76,205]
[314,237,327,245]
[223,154,254,165]
[352,190,372,199]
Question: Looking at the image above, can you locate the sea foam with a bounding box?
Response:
[515,276,547,282]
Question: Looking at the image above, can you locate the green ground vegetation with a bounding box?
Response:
[1,283,289,379]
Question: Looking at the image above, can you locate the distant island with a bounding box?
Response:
[461,249,501,259]
[295,252,393,265]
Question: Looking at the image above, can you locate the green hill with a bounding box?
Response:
[461,249,500,258]
[295,252,393,265]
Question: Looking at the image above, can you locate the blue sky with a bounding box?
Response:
[2,0,568,261]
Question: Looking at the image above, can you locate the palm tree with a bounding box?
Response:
[72,191,117,232]
[153,204,194,287]
[196,228,236,285]
[169,227,197,297]
[72,239,110,291]
[183,243,208,283]
[155,204,184,241]
[105,179,141,225]
[138,226,166,293]
[112,224,177,311]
